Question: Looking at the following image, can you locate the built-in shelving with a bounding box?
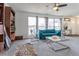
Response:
[0,3,4,51]
[5,6,15,41]
[0,3,15,52]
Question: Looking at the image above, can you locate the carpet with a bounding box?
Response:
[15,43,37,56]
[45,40,69,51]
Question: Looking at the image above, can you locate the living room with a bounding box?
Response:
[9,3,79,39]
[1,3,79,56]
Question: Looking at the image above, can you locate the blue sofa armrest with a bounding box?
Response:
[39,30,46,39]
[55,30,61,36]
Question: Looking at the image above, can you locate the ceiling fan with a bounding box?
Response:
[53,3,67,11]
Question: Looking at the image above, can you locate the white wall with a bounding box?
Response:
[75,17,79,34]
[63,16,79,35]
[70,17,77,34]
[70,17,79,34]
[15,11,62,38]
[15,11,28,38]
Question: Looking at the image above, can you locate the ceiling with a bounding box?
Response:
[8,3,79,16]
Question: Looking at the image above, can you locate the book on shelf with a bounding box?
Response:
[0,24,3,34]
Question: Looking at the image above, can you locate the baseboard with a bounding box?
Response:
[64,34,79,36]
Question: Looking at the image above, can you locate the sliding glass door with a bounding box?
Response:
[48,18,61,30]
[55,19,61,30]
[28,17,36,36]
[28,17,46,37]
[38,17,46,30]
[48,18,54,29]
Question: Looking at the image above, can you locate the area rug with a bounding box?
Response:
[15,43,37,56]
[45,40,69,51]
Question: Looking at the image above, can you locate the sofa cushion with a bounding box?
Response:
[46,29,55,33]
[42,33,56,36]
[39,30,46,33]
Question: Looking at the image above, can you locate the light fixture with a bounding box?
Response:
[46,3,67,12]
[53,3,67,11]
[53,3,59,11]
[53,6,59,11]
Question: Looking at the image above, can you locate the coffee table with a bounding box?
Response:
[45,36,69,51]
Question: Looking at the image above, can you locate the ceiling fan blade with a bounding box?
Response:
[58,4,67,7]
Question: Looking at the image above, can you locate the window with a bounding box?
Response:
[38,17,46,30]
[28,16,61,37]
[55,19,61,30]
[28,17,36,36]
[48,18,61,30]
[48,18,54,29]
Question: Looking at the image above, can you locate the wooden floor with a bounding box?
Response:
[0,36,79,56]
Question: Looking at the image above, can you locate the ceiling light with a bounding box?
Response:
[53,3,67,11]
[53,6,59,11]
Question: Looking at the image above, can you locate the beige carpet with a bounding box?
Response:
[15,43,37,56]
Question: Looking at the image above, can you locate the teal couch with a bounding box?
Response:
[38,29,61,40]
